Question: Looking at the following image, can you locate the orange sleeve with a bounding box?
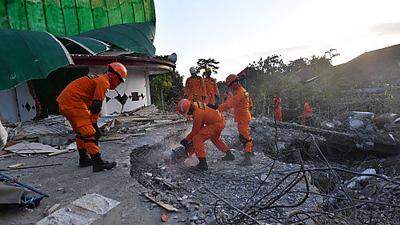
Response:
[186,111,203,141]
[93,78,110,101]
[218,94,234,112]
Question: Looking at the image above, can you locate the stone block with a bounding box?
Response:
[36,193,121,225]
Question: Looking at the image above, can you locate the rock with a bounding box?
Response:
[36,193,121,225]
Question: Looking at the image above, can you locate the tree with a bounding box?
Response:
[196,58,220,74]
[150,71,184,110]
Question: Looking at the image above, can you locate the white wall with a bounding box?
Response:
[0,83,37,123]
[89,67,151,116]
[0,89,19,123]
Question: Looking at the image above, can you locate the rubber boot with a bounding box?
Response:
[221,150,235,161]
[191,158,208,171]
[238,152,252,166]
[78,149,92,168]
[91,153,117,172]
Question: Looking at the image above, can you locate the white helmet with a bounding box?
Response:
[190,67,197,76]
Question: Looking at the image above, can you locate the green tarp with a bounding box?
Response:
[0,29,72,90]
[0,0,156,36]
[78,22,156,55]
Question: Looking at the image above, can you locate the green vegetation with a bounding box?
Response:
[150,71,184,111]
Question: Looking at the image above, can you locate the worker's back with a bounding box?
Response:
[57,74,110,111]
[193,102,224,125]
[184,76,205,102]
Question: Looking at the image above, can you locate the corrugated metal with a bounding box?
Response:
[0,0,156,36]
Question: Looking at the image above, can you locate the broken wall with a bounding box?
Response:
[89,66,151,115]
[0,82,37,123]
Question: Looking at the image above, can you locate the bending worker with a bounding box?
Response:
[203,68,220,107]
[57,62,128,172]
[177,99,235,171]
[184,67,206,102]
[218,74,253,166]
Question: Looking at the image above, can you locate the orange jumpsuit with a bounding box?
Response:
[204,77,220,105]
[186,102,230,158]
[303,102,313,125]
[274,96,283,122]
[57,74,110,155]
[218,86,253,153]
[184,75,206,102]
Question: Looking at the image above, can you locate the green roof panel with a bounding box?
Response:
[0,29,72,90]
[0,0,155,36]
[79,22,155,55]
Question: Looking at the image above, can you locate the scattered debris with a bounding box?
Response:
[5,142,64,155]
[0,163,62,171]
[144,193,179,212]
[46,203,61,215]
[7,163,25,169]
[0,119,8,150]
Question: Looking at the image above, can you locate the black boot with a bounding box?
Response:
[192,158,208,171]
[221,150,235,161]
[238,152,252,166]
[78,149,92,168]
[91,153,117,172]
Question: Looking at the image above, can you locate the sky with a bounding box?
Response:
[154,0,400,81]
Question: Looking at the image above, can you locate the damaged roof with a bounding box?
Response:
[0,0,163,90]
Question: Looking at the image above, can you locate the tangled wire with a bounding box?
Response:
[210,131,400,225]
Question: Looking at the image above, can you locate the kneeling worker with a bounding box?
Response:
[177,99,235,171]
[57,62,128,172]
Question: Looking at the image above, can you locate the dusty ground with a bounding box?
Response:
[0,122,188,225]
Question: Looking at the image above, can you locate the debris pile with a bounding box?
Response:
[130,116,400,225]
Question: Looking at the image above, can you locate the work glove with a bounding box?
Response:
[180,139,190,148]
[93,123,102,140]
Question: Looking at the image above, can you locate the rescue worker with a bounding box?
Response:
[303,101,313,125]
[183,67,206,102]
[57,62,128,172]
[218,74,253,166]
[177,99,235,171]
[203,68,220,107]
[273,96,283,122]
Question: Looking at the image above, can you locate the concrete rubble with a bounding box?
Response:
[1,106,400,225]
[36,193,121,225]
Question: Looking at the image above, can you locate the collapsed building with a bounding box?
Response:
[0,0,176,123]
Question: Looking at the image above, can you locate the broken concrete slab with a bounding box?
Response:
[36,193,121,225]
[5,142,63,154]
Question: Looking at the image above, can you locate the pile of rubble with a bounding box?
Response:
[130,113,400,225]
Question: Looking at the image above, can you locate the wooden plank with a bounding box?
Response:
[105,0,122,25]
[90,0,109,29]
[43,0,65,35]
[8,163,25,169]
[25,0,47,31]
[6,0,28,30]
[61,0,80,35]
[75,0,95,33]
[48,149,70,156]
[118,0,134,24]
[131,0,145,22]
[144,193,179,212]
[0,1,10,28]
